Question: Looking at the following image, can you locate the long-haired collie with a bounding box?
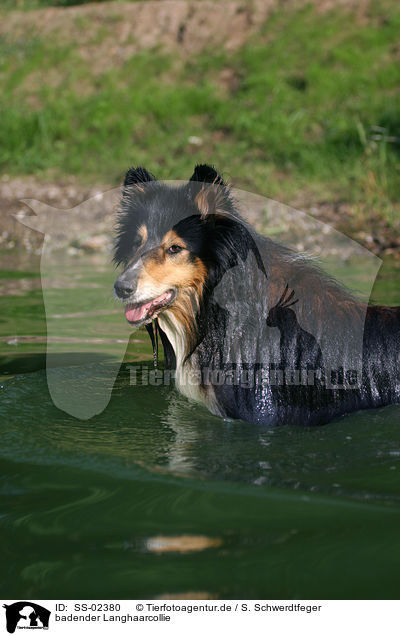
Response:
[113,164,400,426]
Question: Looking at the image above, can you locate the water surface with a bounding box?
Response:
[0,252,399,599]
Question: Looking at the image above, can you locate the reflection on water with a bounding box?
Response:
[2,365,400,499]
[145,535,223,553]
[0,253,400,599]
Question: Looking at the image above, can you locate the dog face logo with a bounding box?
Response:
[3,602,50,633]
[16,179,381,419]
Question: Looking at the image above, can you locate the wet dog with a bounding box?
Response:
[114,164,400,425]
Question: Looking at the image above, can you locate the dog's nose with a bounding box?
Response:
[114,279,134,300]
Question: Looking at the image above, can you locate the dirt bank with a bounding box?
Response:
[1,1,375,65]
[1,175,399,259]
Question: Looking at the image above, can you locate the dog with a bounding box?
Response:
[113,164,400,426]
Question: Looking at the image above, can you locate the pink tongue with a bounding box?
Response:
[125,301,152,323]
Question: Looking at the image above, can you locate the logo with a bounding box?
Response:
[3,603,50,634]
[16,185,381,419]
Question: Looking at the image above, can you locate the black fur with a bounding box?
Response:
[123,166,155,187]
[189,164,226,185]
[114,165,400,426]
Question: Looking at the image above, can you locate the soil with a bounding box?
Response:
[1,174,399,259]
[0,1,375,66]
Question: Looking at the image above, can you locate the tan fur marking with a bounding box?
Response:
[136,231,207,354]
[127,224,148,266]
[195,185,227,218]
[162,229,187,250]
[139,253,206,297]
[138,224,148,244]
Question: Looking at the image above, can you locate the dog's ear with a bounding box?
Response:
[189,164,225,186]
[194,183,232,218]
[123,167,155,189]
[189,164,230,217]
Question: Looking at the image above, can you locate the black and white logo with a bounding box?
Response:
[3,603,50,634]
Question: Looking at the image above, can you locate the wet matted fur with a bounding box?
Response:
[114,165,400,426]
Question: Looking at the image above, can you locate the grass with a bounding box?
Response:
[0,1,399,225]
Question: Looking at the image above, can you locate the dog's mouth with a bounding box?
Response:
[124,289,176,325]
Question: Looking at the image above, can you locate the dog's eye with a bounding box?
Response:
[167,244,184,255]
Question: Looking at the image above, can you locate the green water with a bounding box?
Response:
[0,251,400,599]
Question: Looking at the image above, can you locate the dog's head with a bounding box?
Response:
[113,164,233,326]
